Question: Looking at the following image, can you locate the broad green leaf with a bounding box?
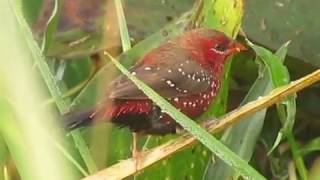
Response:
[247,41,297,151]
[247,41,307,179]
[243,0,320,67]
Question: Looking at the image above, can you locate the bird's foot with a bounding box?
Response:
[202,118,218,129]
[132,148,142,171]
[132,132,142,171]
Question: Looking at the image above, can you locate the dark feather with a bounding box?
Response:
[109,45,214,100]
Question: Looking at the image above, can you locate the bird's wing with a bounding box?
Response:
[109,47,215,100]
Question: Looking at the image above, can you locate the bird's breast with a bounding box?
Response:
[167,82,219,118]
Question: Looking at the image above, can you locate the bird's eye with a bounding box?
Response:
[213,43,226,52]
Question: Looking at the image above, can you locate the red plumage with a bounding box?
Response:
[65,28,246,135]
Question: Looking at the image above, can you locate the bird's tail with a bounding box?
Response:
[64,107,96,129]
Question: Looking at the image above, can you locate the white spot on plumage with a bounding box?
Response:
[166,80,172,85]
[131,71,136,75]
[183,89,188,93]
[188,102,192,105]
[197,78,201,82]
[192,103,196,107]
[144,67,151,71]
[174,97,179,102]
[178,68,182,72]
[183,102,187,107]
[168,69,172,73]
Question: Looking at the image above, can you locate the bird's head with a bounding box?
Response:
[182,28,246,72]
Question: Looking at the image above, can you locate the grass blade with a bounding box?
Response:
[115,0,131,51]
[8,0,97,175]
[41,0,61,54]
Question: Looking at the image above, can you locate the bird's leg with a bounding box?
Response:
[132,132,141,170]
[202,118,218,129]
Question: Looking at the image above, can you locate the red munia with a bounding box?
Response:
[65,28,246,157]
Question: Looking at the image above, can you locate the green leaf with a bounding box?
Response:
[0,0,76,178]
[41,0,61,54]
[247,40,307,179]
[205,42,289,180]
[7,0,96,175]
[115,0,131,52]
[299,137,320,156]
[243,0,320,67]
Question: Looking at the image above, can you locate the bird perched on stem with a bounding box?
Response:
[65,28,246,164]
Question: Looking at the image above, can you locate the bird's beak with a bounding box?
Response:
[226,41,247,55]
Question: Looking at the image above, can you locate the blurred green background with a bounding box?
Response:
[1,0,319,179]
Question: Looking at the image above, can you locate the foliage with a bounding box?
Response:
[1,0,320,180]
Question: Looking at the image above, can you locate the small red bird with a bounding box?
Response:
[65,28,245,157]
